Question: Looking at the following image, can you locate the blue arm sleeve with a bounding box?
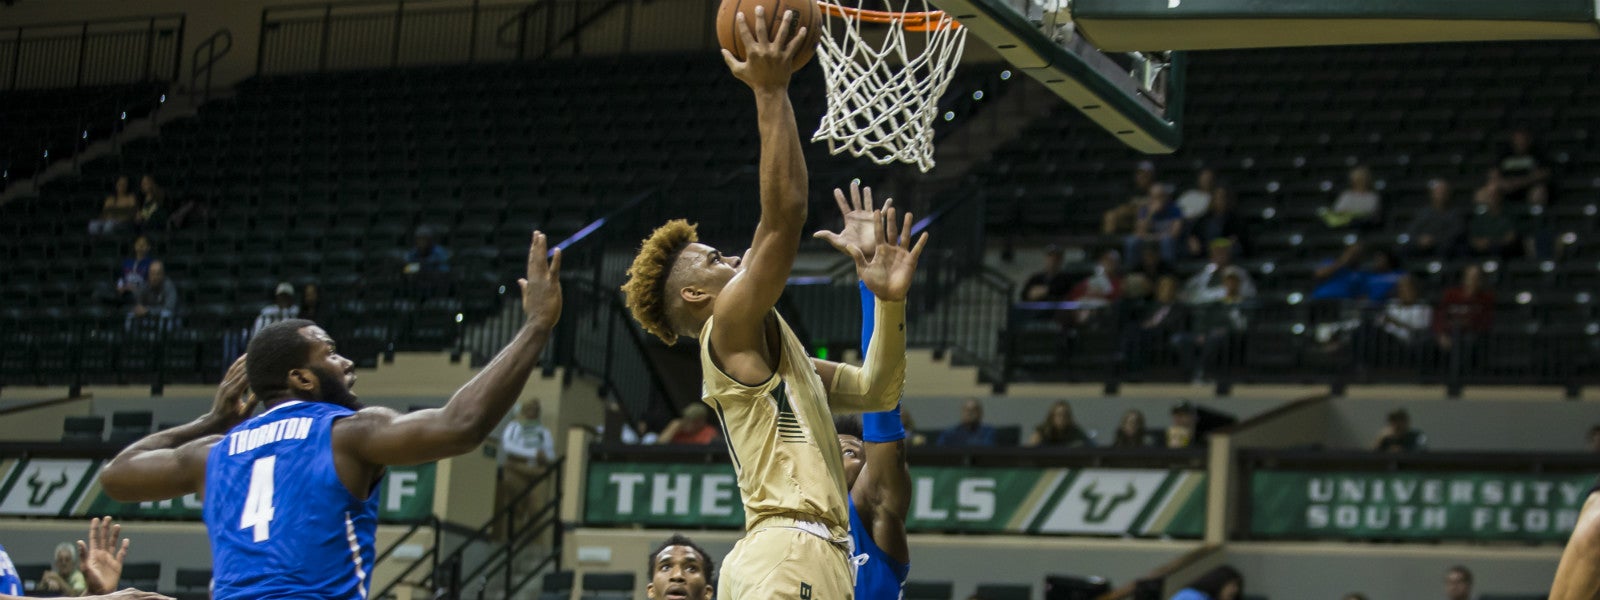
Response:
[858,282,906,443]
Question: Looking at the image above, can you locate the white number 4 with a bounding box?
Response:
[241,456,277,542]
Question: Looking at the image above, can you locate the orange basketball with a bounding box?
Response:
[716,0,823,71]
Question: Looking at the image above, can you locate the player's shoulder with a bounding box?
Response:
[334,406,404,430]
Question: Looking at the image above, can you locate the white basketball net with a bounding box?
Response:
[811,0,968,172]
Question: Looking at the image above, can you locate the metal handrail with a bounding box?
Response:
[190,29,233,103]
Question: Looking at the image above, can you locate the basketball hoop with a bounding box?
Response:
[811,0,968,172]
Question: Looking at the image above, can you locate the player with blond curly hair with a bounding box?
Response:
[620,7,926,599]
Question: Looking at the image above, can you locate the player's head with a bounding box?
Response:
[645,533,715,600]
[623,220,741,345]
[834,415,864,488]
[245,319,360,410]
[1184,565,1243,600]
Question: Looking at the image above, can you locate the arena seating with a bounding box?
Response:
[0,83,167,187]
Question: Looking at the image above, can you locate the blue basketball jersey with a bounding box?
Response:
[849,495,909,600]
[0,543,21,596]
[204,401,381,600]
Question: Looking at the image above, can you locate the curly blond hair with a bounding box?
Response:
[622,219,698,345]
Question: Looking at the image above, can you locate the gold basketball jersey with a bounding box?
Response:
[698,310,850,538]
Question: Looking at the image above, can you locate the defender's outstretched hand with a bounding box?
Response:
[721,6,808,90]
[848,207,928,302]
[520,231,563,330]
[78,517,130,595]
[814,180,891,262]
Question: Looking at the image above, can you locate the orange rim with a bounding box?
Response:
[817,2,961,30]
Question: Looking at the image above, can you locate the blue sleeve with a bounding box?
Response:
[858,282,906,443]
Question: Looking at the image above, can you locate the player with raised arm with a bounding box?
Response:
[97,233,563,600]
[0,517,173,600]
[1550,478,1600,599]
[619,8,925,597]
[817,183,914,600]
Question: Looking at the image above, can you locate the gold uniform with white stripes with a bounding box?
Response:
[699,310,854,600]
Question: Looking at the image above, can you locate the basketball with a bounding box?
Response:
[716,0,822,70]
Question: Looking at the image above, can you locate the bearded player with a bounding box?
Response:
[620,8,925,598]
[98,232,562,599]
[1550,478,1600,599]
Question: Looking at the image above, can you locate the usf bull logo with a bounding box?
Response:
[26,467,70,506]
[1079,481,1137,523]
[0,459,95,516]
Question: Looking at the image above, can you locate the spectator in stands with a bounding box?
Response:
[1181,240,1256,304]
[299,283,321,322]
[1121,274,1186,375]
[88,176,139,236]
[252,282,300,334]
[6,517,157,599]
[1102,161,1158,234]
[404,226,451,276]
[1112,409,1148,448]
[1312,245,1405,303]
[937,398,996,447]
[1588,425,1600,453]
[125,260,177,331]
[1403,179,1464,258]
[1185,187,1247,258]
[1021,245,1072,302]
[1175,167,1218,220]
[1319,165,1381,229]
[37,542,86,595]
[900,406,927,447]
[114,235,156,303]
[1433,264,1494,351]
[133,175,165,232]
[1123,184,1184,264]
[502,399,556,467]
[1374,275,1432,346]
[1444,565,1473,600]
[1374,409,1425,452]
[1466,193,1520,259]
[1132,244,1179,293]
[1166,402,1199,449]
[166,193,209,232]
[601,401,660,445]
[1177,269,1249,382]
[1025,400,1091,447]
[659,404,718,445]
[1067,249,1123,309]
[1169,565,1243,600]
[1482,129,1552,206]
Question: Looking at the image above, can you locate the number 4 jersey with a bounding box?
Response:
[204,400,381,600]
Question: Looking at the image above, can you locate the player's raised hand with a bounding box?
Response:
[520,231,563,331]
[78,516,131,595]
[813,180,891,262]
[848,207,928,302]
[207,356,256,428]
[721,6,807,90]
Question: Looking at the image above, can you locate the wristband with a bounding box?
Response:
[862,404,907,443]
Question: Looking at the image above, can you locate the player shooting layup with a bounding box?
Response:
[97,233,562,599]
[620,7,926,598]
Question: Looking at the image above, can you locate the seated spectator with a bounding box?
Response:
[133,175,165,232]
[37,542,86,595]
[1177,270,1249,382]
[1312,245,1404,303]
[1102,161,1158,234]
[937,398,996,447]
[1480,129,1552,206]
[1181,240,1256,304]
[599,401,659,445]
[1433,264,1494,350]
[1319,165,1381,228]
[253,282,301,334]
[404,226,452,276]
[8,517,151,599]
[114,235,156,302]
[1020,245,1072,302]
[1132,243,1179,293]
[1403,179,1464,258]
[1374,275,1432,345]
[501,399,556,467]
[299,283,321,321]
[1112,409,1148,448]
[1444,565,1473,600]
[1025,401,1090,447]
[1175,167,1217,220]
[1166,402,1199,449]
[1185,187,1247,258]
[1588,424,1600,453]
[88,176,139,236]
[125,260,178,331]
[166,193,210,231]
[900,406,927,447]
[659,404,718,445]
[1169,565,1243,600]
[1466,193,1520,259]
[1121,274,1187,375]
[1373,409,1426,452]
[1123,184,1184,263]
[1067,249,1123,307]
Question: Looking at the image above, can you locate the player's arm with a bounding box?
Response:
[710,8,811,381]
[100,359,254,502]
[336,233,562,467]
[849,276,912,564]
[1550,489,1600,600]
[810,292,906,413]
